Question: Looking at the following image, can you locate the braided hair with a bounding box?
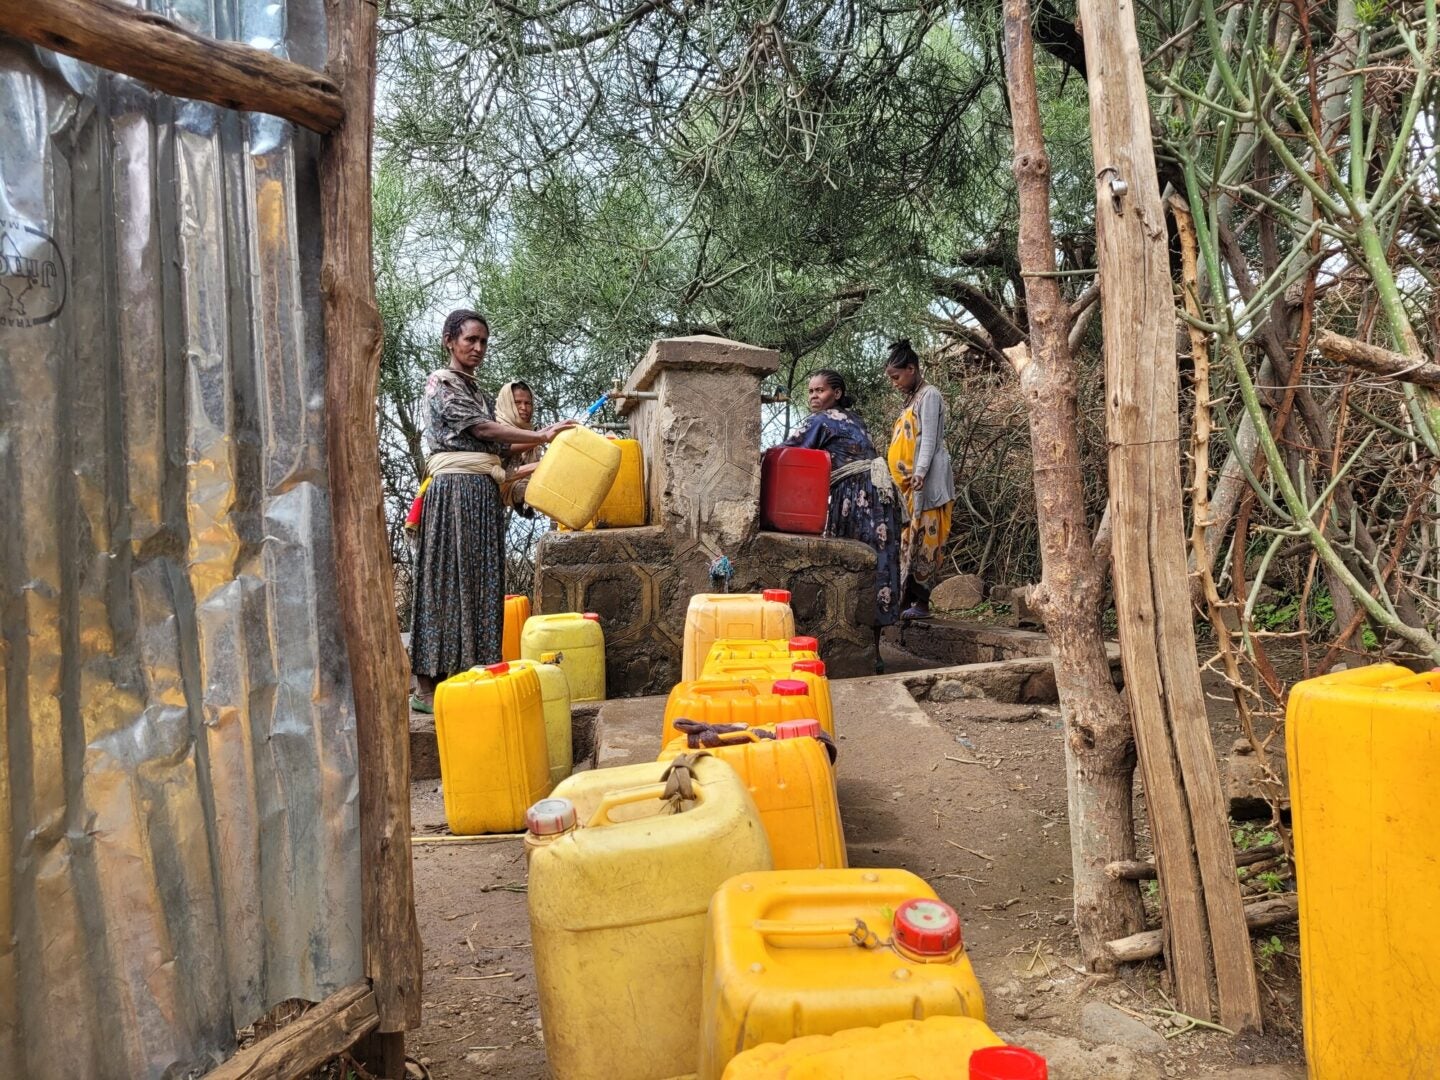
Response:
[810,368,855,409]
[885,338,921,371]
[441,308,488,345]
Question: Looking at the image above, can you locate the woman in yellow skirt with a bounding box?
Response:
[885,340,954,619]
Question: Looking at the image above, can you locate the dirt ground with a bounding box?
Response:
[404,644,1304,1079]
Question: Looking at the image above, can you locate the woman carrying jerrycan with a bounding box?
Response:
[780,368,902,673]
[408,310,576,713]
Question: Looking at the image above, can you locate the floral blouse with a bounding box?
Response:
[423,369,502,455]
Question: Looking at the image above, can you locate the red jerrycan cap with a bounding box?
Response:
[526,798,577,836]
[792,659,827,676]
[771,679,809,697]
[762,589,792,603]
[788,635,819,653]
[892,898,963,956]
[775,718,822,740]
[582,612,601,622]
[969,1046,1048,1080]
[505,593,521,600]
[485,662,510,675]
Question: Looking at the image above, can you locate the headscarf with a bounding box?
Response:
[496,381,541,467]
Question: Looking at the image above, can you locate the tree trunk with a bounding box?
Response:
[1077,0,1263,1032]
[1001,0,1144,968]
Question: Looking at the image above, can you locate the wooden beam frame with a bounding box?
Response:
[319,0,424,1042]
[0,0,344,132]
[204,983,379,1080]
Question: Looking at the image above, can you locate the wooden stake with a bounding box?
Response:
[320,0,422,1033]
[1076,0,1263,1032]
[0,0,344,132]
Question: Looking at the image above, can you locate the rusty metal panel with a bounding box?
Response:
[0,3,363,1076]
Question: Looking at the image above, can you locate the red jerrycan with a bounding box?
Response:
[761,447,830,535]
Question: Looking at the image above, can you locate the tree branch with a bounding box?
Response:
[1034,0,1088,78]
[931,274,1026,348]
[1314,329,1440,388]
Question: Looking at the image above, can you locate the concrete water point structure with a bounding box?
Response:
[534,335,878,696]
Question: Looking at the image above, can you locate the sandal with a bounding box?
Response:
[409,694,434,715]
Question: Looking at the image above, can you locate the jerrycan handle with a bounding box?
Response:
[1384,670,1440,692]
[587,754,711,825]
[585,783,670,827]
[751,918,882,949]
[691,679,757,698]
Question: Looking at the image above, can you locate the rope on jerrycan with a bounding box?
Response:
[674,718,775,749]
[658,751,712,813]
[672,718,839,764]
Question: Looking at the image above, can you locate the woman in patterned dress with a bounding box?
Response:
[408,311,573,711]
[885,339,954,619]
[783,369,902,672]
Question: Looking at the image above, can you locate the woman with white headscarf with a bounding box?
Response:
[496,379,542,511]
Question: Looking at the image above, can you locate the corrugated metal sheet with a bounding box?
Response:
[0,3,363,1076]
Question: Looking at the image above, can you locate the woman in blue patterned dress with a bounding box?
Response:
[783,369,902,671]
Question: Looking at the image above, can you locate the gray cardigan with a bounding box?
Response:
[909,383,954,513]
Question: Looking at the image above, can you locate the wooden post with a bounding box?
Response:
[319,0,423,1037]
[1000,0,1145,967]
[0,0,343,132]
[1076,0,1263,1032]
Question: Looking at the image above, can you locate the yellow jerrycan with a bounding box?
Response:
[699,868,987,1080]
[1288,664,1440,1079]
[508,657,573,788]
[703,658,835,737]
[703,635,819,677]
[722,1016,1048,1080]
[502,593,530,662]
[522,612,606,702]
[434,662,550,834]
[525,426,623,530]
[526,756,774,1080]
[658,719,845,870]
[554,437,647,531]
[663,678,823,745]
[595,437,645,527]
[683,591,796,681]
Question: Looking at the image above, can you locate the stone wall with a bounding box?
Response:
[534,334,877,696]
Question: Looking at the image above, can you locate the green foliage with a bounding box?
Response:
[1251,596,1302,632]
[1231,823,1279,850]
[1354,0,1389,25]
[376,0,1097,408]
[1256,935,1287,970]
[1253,871,1287,894]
